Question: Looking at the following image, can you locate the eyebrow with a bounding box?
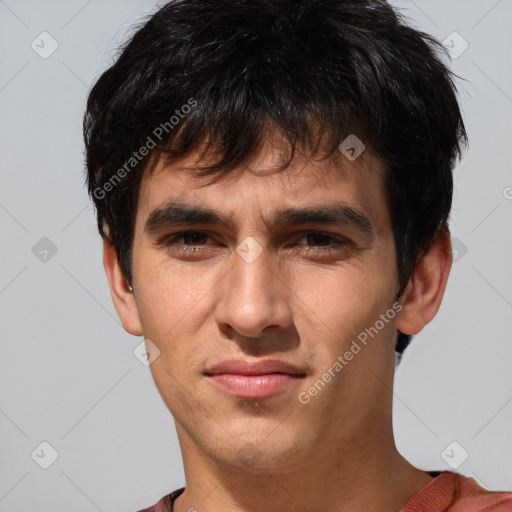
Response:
[144,200,374,237]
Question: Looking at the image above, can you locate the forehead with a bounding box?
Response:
[136,134,389,231]
[139,139,385,202]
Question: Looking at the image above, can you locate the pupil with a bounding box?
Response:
[308,234,329,246]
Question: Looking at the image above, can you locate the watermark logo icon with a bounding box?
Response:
[31,32,59,59]
[31,441,59,469]
[134,338,161,366]
[338,135,366,161]
[237,442,262,467]
[441,441,469,469]
[451,237,468,263]
[32,237,58,263]
[442,32,469,59]
[236,237,263,263]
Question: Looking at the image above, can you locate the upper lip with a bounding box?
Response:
[204,359,306,376]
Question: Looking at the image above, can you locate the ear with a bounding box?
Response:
[396,228,452,335]
[103,238,143,336]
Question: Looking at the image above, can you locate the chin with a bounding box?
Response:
[206,433,308,474]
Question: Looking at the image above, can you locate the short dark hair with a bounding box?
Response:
[84,0,467,353]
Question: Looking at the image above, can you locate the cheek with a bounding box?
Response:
[291,255,397,349]
[133,254,225,365]
[294,273,384,344]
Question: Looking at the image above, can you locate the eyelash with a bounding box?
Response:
[161,230,349,254]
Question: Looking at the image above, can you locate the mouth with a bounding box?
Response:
[203,359,307,399]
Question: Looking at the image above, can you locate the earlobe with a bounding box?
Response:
[395,228,452,336]
[102,239,143,336]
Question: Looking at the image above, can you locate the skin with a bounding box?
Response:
[104,132,452,512]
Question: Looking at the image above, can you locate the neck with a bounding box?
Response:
[173,420,434,512]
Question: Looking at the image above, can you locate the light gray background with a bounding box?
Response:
[1,1,511,510]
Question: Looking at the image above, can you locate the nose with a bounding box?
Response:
[214,241,293,339]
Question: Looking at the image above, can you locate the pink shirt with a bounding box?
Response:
[138,471,512,511]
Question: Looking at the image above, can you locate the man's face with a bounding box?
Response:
[129,137,400,473]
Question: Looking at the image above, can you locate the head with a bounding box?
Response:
[84,0,466,472]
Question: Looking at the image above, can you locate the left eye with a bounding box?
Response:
[295,233,346,247]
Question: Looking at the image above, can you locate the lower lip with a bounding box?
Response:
[206,373,304,398]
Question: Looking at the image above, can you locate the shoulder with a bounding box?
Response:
[136,487,185,512]
[402,471,512,512]
[136,496,168,512]
[449,471,512,512]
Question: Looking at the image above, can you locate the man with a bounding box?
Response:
[84,0,512,510]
